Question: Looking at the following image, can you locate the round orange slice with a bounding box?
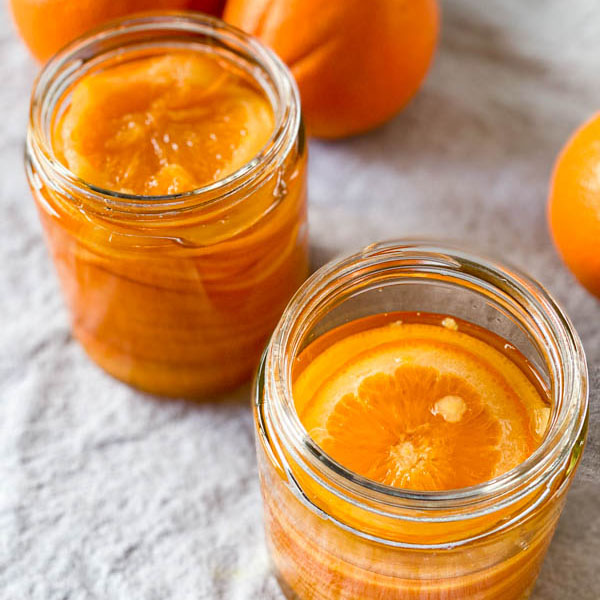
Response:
[56,52,274,195]
[294,321,550,491]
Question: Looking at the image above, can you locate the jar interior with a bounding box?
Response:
[32,13,292,202]
[49,44,279,136]
[298,276,550,383]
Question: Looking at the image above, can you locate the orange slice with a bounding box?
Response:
[294,321,550,491]
[56,52,274,195]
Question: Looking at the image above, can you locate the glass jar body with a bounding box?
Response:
[254,242,588,600]
[29,151,307,397]
[26,14,308,397]
[255,426,570,600]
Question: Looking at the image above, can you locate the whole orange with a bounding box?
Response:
[549,112,600,298]
[224,0,439,139]
[9,0,224,63]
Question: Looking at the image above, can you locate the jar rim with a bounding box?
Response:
[26,11,301,213]
[260,240,588,517]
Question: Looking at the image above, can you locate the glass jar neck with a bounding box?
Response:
[258,241,588,541]
[26,12,302,219]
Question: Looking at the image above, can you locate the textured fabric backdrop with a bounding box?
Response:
[1,1,599,598]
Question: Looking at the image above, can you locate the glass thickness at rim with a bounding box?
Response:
[262,240,588,509]
[27,11,301,209]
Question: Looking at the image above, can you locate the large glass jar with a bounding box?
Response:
[26,13,307,398]
[254,241,588,600]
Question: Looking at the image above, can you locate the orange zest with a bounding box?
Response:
[294,318,550,491]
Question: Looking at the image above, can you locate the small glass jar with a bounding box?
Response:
[254,241,588,600]
[26,13,307,398]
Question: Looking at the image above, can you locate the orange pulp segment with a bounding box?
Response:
[294,319,550,491]
[55,51,274,195]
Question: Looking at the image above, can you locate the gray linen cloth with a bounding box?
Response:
[1,1,598,598]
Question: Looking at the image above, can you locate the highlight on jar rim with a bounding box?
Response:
[254,240,588,600]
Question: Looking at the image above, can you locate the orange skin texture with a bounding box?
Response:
[549,111,600,298]
[224,0,439,139]
[9,0,225,62]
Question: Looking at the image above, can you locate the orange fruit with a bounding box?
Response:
[294,321,549,491]
[548,111,600,298]
[224,0,439,139]
[9,0,225,63]
[55,51,274,195]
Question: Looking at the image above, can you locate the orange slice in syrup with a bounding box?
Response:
[294,321,550,492]
[56,52,274,195]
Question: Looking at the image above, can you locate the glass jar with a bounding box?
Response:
[26,12,307,398]
[254,241,588,600]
